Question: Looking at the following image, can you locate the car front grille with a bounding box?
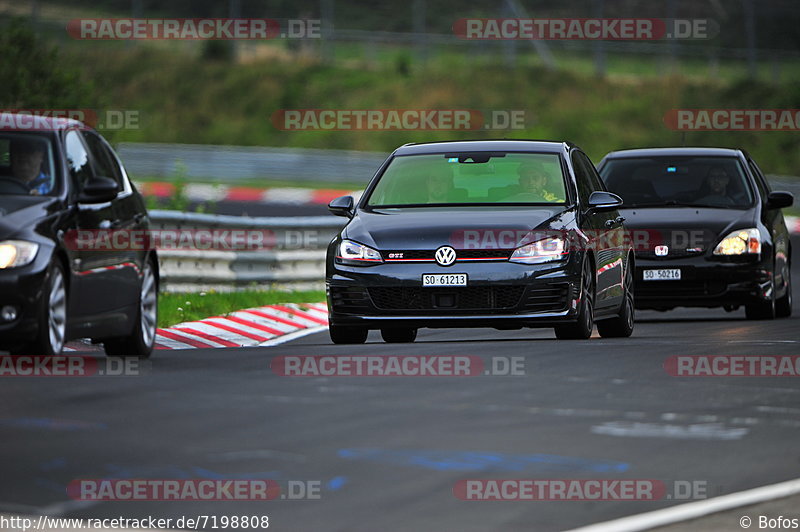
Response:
[635,249,705,260]
[637,280,726,297]
[367,285,525,311]
[382,249,513,261]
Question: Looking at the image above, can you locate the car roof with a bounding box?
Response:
[393,139,576,156]
[0,112,86,132]
[602,147,742,159]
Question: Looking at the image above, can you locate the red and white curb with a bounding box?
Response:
[787,215,799,235]
[64,302,328,352]
[138,182,361,206]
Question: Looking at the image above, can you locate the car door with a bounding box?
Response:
[572,150,624,309]
[63,129,129,326]
[79,130,142,313]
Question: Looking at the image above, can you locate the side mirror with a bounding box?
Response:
[328,195,354,218]
[766,191,794,210]
[586,191,624,212]
[78,176,118,204]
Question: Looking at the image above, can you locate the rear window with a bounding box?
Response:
[366,152,567,207]
[599,156,754,209]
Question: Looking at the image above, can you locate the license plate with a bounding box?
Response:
[643,269,681,281]
[422,273,468,287]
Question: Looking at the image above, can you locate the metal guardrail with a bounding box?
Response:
[769,178,800,199]
[118,143,387,183]
[149,210,345,290]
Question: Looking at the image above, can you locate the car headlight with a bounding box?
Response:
[336,239,383,265]
[0,240,39,269]
[509,237,567,264]
[713,228,761,256]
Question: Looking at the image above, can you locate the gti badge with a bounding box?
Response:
[655,245,669,256]
[434,246,457,266]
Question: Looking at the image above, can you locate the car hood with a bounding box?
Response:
[619,206,757,250]
[0,195,59,240]
[344,206,573,249]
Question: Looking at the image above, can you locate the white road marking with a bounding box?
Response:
[565,477,800,532]
[591,421,749,440]
[258,325,327,346]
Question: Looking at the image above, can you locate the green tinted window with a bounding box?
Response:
[366,152,567,206]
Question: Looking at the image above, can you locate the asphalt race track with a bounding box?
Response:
[1,242,798,531]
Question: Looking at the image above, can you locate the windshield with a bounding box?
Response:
[366,152,567,207]
[599,156,754,209]
[0,133,57,196]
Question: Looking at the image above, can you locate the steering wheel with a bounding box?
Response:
[0,177,31,194]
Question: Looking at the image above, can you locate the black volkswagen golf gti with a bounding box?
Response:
[597,147,793,319]
[0,114,158,357]
[325,140,634,344]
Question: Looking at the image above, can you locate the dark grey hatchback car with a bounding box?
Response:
[0,113,158,357]
[326,140,634,344]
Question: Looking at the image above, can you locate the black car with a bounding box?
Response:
[597,147,793,319]
[325,140,634,344]
[0,113,158,356]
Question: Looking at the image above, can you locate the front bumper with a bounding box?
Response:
[327,259,581,329]
[634,254,771,310]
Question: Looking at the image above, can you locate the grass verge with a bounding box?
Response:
[158,289,326,328]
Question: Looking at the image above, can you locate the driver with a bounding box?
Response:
[697,166,733,206]
[10,138,51,195]
[425,167,460,203]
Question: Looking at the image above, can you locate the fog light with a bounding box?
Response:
[1,305,17,321]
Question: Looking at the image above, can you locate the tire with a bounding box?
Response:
[776,261,792,318]
[381,327,417,343]
[19,261,68,356]
[555,259,595,340]
[103,258,158,358]
[597,257,635,338]
[745,273,776,321]
[329,324,368,344]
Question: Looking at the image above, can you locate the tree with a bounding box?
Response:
[0,19,95,108]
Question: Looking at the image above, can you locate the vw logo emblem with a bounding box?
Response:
[434,246,457,266]
[655,245,669,256]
